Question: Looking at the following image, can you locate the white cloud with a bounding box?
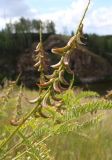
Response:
[0,0,112,35]
[38,0,89,34]
[37,0,112,35]
[84,6,112,34]
[0,0,38,29]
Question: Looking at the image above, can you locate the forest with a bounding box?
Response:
[0,17,112,84]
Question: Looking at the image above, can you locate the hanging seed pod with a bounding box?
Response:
[51,91,62,102]
[45,70,58,80]
[34,61,41,68]
[27,97,40,104]
[50,98,62,107]
[63,53,70,66]
[65,65,74,74]
[53,79,67,93]
[41,92,51,108]
[10,118,23,126]
[38,78,54,88]
[53,79,61,93]
[35,54,40,61]
[35,42,42,52]
[67,35,77,49]
[51,45,70,55]
[76,33,85,45]
[51,57,64,69]
[59,70,69,85]
[38,107,50,118]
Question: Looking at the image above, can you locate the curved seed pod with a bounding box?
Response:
[63,54,69,66]
[10,118,23,126]
[56,107,66,115]
[51,91,62,101]
[45,74,54,80]
[76,34,85,45]
[27,97,40,104]
[53,79,67,93]
[35,55,40,61]
[50,98,62,107]
[34,61,41,68]
[35,42,42,52]
[45,70,57,80]
[38,78,54,88]
[40,55,44,58]
[65,65,74,74]
[59,70,69,85]
[38,65,42,72]
[38,107,50,118]
[51,45,70,55]
[55,101,63,107]
[53,79,61,93]
[51,57,64,69]
[58,82,68,92]
[41,92,51,108]
[67,35,76,48]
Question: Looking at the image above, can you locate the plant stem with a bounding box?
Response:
[76,0,91,35]
[0,89,50,151]
[69,73,75,89]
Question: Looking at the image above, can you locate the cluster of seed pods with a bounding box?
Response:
[28,23,86,118]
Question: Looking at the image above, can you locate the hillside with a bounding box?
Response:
[0,34,112,87]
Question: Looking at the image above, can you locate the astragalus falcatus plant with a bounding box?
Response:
[1,0,112,159]
[27,0,91,117]
[0,73,21,107]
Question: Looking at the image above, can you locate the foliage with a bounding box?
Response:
[0,18,56,80]
[1,87,112,159]
[0,0,112,159]
[87,34,112,57]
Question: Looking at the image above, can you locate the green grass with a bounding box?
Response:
[0,88,112,160]
[48,112,112,160]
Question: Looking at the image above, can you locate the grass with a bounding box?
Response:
[48,112,112,160]
[0,87,112,160]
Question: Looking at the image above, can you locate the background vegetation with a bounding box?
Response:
[0,18,112,83]
[0,5,112,158]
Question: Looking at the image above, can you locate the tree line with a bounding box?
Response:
[87,34,112,56]
[0,18,55,58]
[0,17,112,59]
[0,18,112,82]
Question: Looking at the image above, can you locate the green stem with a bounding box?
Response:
[1,127,40,159]
[0,88,50,151]
[69,73,75,89]
[76,0,91,35]
[39,22,42,43]
[15,72,22,84]
[0,105,37,151]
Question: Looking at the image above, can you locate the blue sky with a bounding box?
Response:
[0,0,112,35]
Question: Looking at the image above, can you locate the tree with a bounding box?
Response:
[14,18,32,33]
[32,19,44,32]
[45,20,56,34]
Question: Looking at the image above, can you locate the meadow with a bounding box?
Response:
[0,86,112,160]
